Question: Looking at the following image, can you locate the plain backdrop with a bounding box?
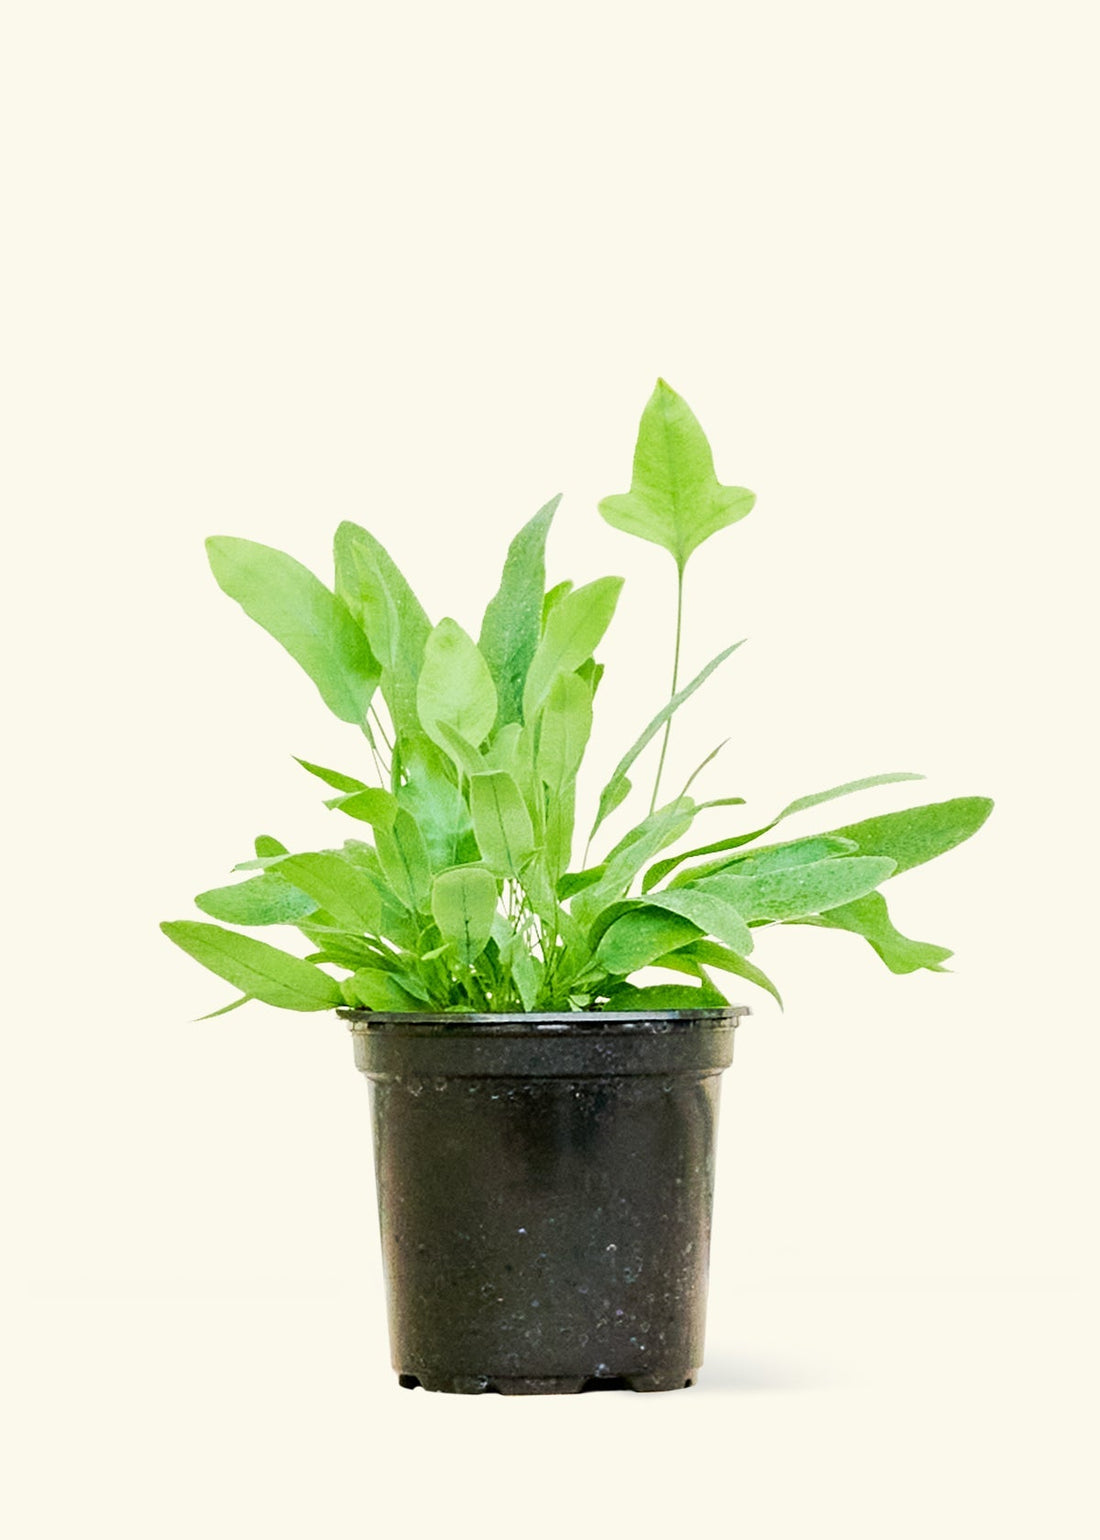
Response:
[3,2,1097,1536]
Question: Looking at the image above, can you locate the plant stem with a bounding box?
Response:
[650,565,685,814]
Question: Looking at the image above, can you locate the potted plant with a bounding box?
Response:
[162,380,992,1394]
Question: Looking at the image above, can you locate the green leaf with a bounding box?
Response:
[642,888,754,955]
[664,833,858,889]
[195,871,319,927]
[699,855,897,922]
[342,968,425,1012]
[206,537,379,725]
[469,771,536,877]
[543,784,577,884]
[793,892,953,974]
[601,981,730,1010]
[821,797,994,877]
[374,808,433,911]
[537,671,594,791]
[557,864,606,900]
[395,732,473,871]
[541,580,574,628]
[430,866,499,963]
[598,379,755,573]
[590,640,744,838]
[161,921,343,1011]
[417,618,498,755]
[272,852,385,932]
[522,576,624,721]
[294,758,370,794]
[573,798,697,926]
[196,994,253,1020]
[595,907,702,974]
[667,940,783,1006]
[254,835,288,858]
[325,787,399,828]
[644,772,926,889]
[478,496,560,726]
[334,522,432,738]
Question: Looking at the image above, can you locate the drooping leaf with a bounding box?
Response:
[478,496,560,726]
[641,887,754,955]
[334,522,432,737]
[821,797,994,877]
[792,891,954,974]
[644,772,926,889]
[595,907,703,974]
[698,855,897,922]
[430,866,499,964]
[597,380,755,573]
[589,640,744,838]
[522,576,624,721]
[195,870,319,927]
[161,921,343,1011]
[537,671,594,791]
[374,808,432,911]
[293,758,370,794]
[667,940,783,1006]
[469,771,536,877]
[417,618,498,755]
[272,852,385,932]
[206,537,379,725]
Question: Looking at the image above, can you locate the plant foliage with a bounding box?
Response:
[164,380,993,1016]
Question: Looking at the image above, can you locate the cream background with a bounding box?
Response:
[3,2,1097,1536]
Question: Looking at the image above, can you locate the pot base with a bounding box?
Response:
[397,1368,698,1394]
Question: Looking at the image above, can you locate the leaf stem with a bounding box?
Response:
[650,565,685,814]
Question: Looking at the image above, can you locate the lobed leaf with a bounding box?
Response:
[597,379,755,573]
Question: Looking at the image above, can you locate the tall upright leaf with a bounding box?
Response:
[469,771,536,877]
[374,808,432,911]
[589,641,744,838]
[206,537,379,725]
[417,619,498,755]
[431,867,499,963]
[537,672,593,792]
[522,577,624,720]
[334,521,432,737]
[597,380,755,573]
[479,496,560,726]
